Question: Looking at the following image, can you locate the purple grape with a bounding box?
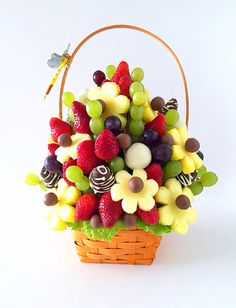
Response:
[151,143,172,165]
[141,128,158,146]
[104,116,121,136]
[93,70,105,86]
[44,155,62,174]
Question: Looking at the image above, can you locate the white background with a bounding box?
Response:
[0,0,236,307]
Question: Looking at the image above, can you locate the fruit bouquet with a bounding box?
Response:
[25,25,217,264]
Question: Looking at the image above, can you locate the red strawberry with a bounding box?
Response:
[75,194,99,221]
[77,140,101,174]
[72,101,91,134]
[63,159,77,186]
[95,129,119,160]
[111,61,132,96]
[49,117,72,143]
[136,206,159,225]
[145,114,165,136]
[118,75,132,97]
[145,163,163,186]
[111,61,129,82]
[48,143,60,155]
[99,192,123,227]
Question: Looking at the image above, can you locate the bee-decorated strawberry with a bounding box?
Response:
[49,117,73,143]
[77,140,102,174]
[72,101,91,134]
[99,192,123,227]
[95,129,119,161]
[75,194,99,221]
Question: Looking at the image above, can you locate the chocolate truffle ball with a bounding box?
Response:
[185,138,200,153]
[161,133,174,145]
[58,134,72,147]
[123,213,137,227]
[175,195,190,210]
[151,96,165,112]
[43,192,58,206]
[128,177,144,193]
[116,133,132,149]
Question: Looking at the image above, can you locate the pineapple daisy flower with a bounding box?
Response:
[111,169,158,214]
[155,178,197,235]
[167,126,203,174]
[88,82,130,128]
[44,178,80,231]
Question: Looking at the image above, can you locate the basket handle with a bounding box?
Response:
[59,24,189,126]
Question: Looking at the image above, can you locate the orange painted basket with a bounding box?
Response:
[58,25,189,265]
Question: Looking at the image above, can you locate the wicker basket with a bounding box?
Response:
[73,227,162,264]
[58,25,189,265]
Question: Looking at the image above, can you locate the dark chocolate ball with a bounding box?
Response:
[128,177,144,193]
[116,133,132,149]
[151,96,165,112]
[97,99,106,113]
[123,213,137,227]
[43,192,58,206]
[175,195,190,210]
[90,214,103,228]
[58,133,72,147]
[161,133,174,145]
[185,138,200,153]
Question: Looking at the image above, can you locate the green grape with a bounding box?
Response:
[66,166,83,183]
[69,108,74,122]
[164,161,182,177]
[89,118,104,135]
[165,109,179,126]
[129,82,144,97]
[129,120,144,136]
[62,92,75,108]
[38,181,48,192]
[200,172,218,187]
[83,187,94,194]
[109,157,125,173]
[76,176,90,191]
[165,123,174,131]
[131,135,140,143]
[131,67,144,82]
[133,92,147,106]
[188,181,204,195]
[198,165,207,177]
[86,100,102,118]
[24,173,40,186]
[130,105,144,120]
[106,64,116,79]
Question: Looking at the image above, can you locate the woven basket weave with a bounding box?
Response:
[58,25,189,265]
[73,227,162,264]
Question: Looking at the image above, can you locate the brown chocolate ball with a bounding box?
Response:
[175,195,190,210]
[116,133,132,149]
[128,177,144,193]
[123,213,137,227]
[43,192,58,206]
[151,96,165,112]
[161,133,174,145]
[90,214,103,228]
[58,134,72,147]
[185,138,200,153]
[97,99,106,113]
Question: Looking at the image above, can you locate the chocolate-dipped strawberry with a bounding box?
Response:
[89,165,115,194]
[176,171,197,187]
[40,166,62,188]
[162,98,178,114]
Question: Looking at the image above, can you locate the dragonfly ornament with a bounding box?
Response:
[44,43,71,99]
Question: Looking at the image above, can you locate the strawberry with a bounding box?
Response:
[111,61,130,83]
[118,75,132,97]
[111,61,132,96]
[48,143,60,155]
[145,114,165,136]
[77,140,101,174]
[63,159,77,186]
[136,206,159,225]
[95,129,119,160]
[145,163,163,186]
[75,194,99,221]
[99,192,123,227]
[72,101,91,134]
[49,117,72,143]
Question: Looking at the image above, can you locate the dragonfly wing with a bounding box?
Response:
[47,53,62,68]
